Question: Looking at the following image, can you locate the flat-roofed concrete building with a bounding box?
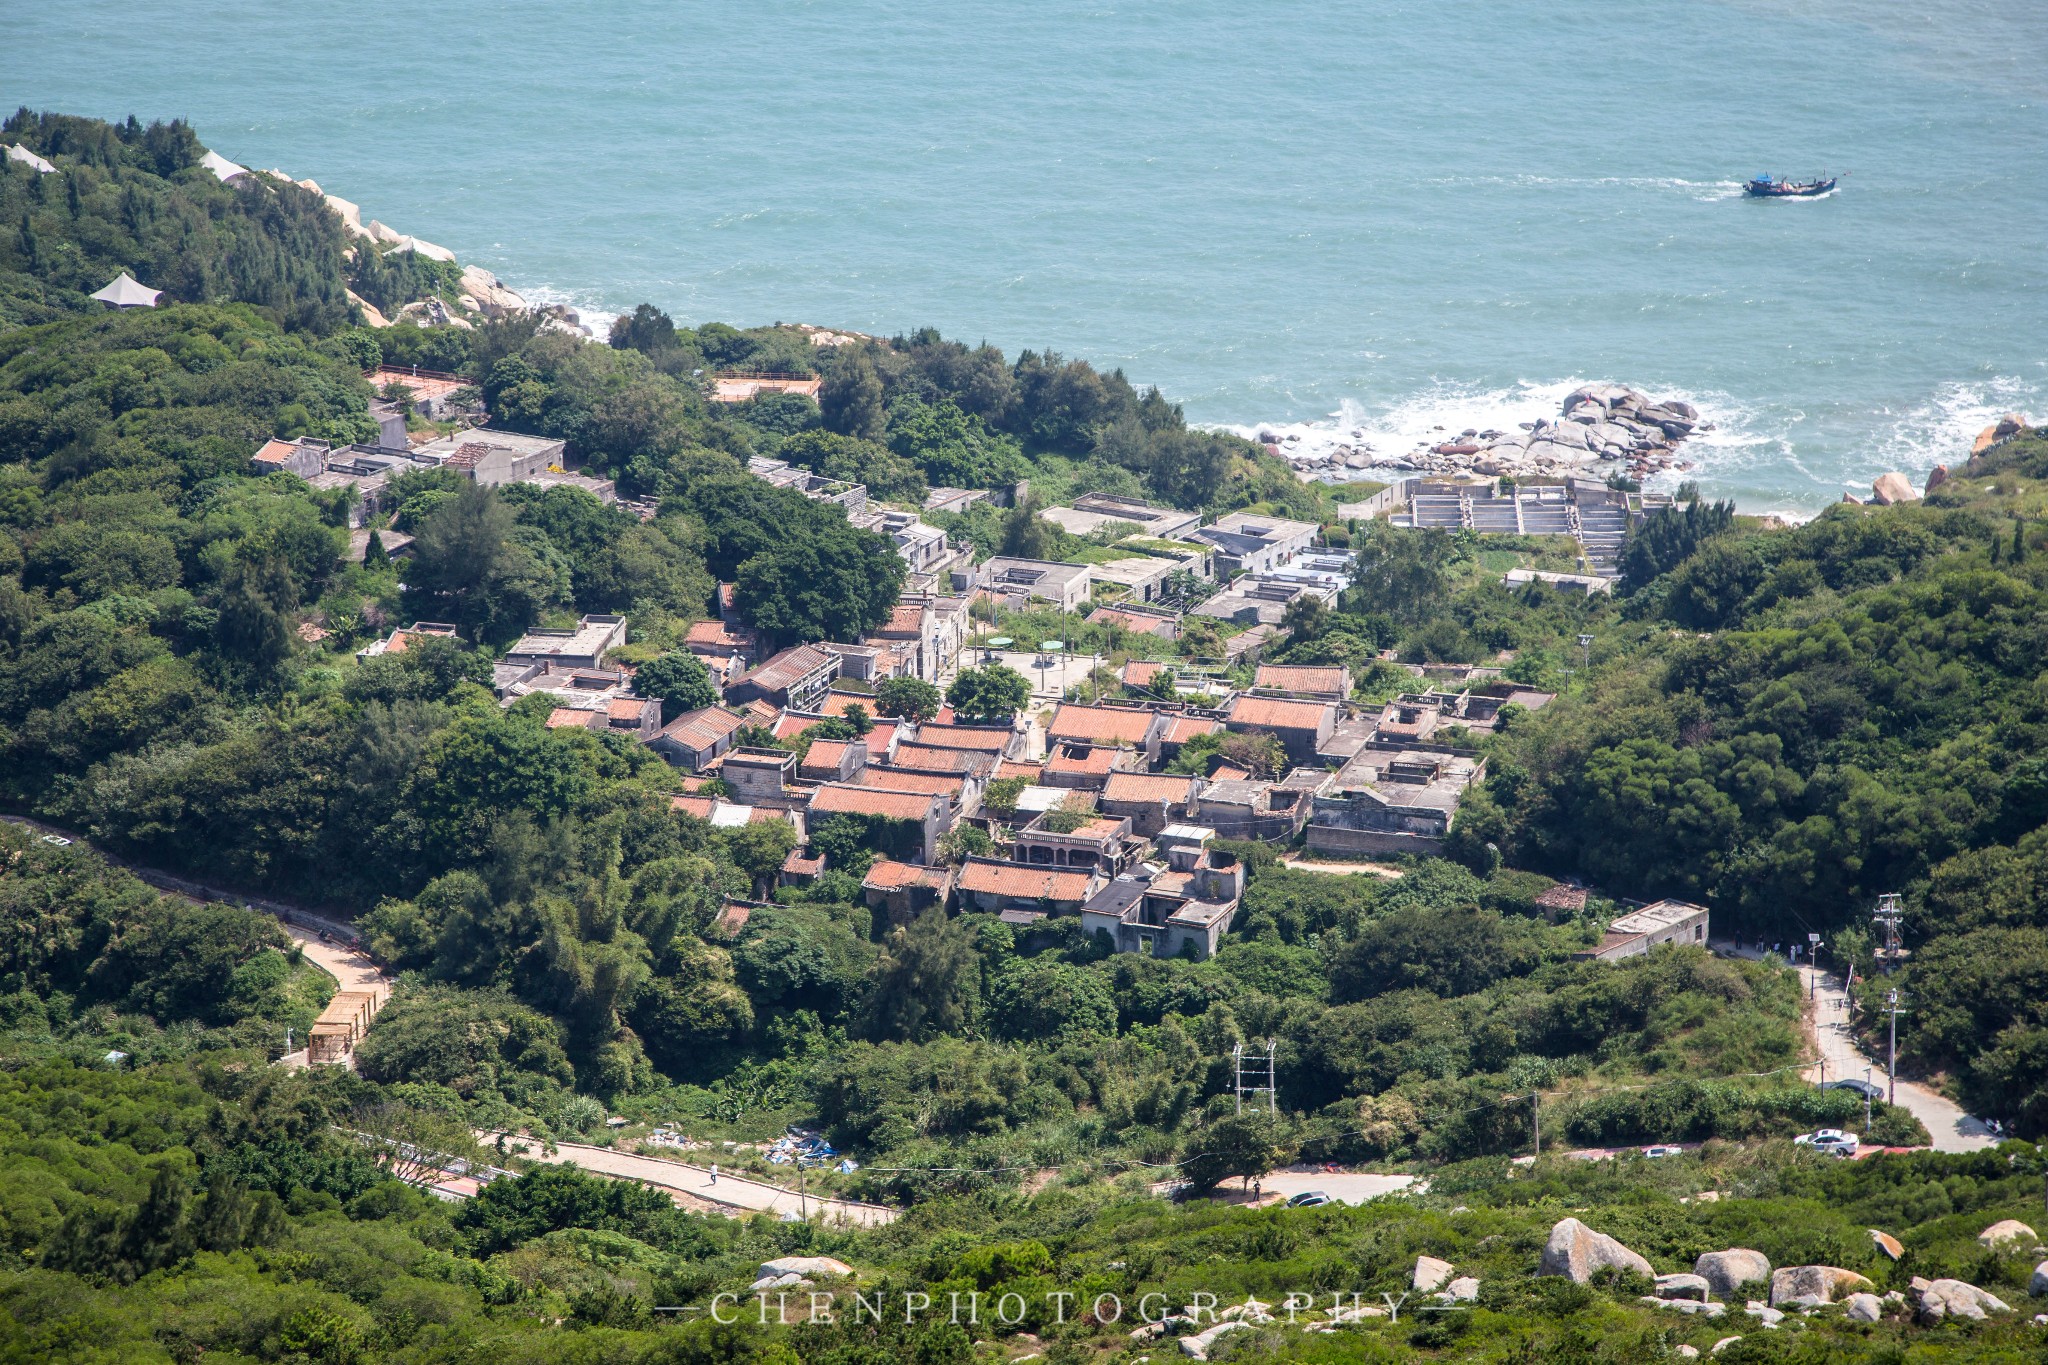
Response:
[504,615,629,671]
[1080,834,1245,961]
[1577,900,1711,961]
[1039,493,1201,541]
[977,557,1094,612]
[1194,511,1319,576]
[1305,748,1485,857]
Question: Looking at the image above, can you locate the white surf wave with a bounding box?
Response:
[517,281,620,340]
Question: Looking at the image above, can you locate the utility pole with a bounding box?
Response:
[1531,1092,1540,1160]
[1576,633,1593,673]
[1884,990,1904,1107]
[1864,1067,1874,1133]
[1807,933,1821,1002]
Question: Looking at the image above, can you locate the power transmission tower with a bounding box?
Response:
[1872,893,1906,973]
[1233,1039,1277,1116]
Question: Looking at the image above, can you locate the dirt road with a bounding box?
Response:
[483,1134,897,1226]
[1279,856,1404,879]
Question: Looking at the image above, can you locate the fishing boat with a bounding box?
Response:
[1744,174,1837,198]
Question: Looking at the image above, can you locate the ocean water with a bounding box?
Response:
[5,0,2045,514]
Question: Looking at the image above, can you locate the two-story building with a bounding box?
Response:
[1080,831,1246,961]
[1305,748,1485,857]
[725,644,839,713]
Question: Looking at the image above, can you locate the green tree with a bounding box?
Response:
[875,675,943,721]
[822,347,886,440]
[986,956,1114,1042]
[725,818,797,895]
[402,482,567,643]
[864,908,980,1041]
[635,650,717,722]
[1179,1112,1281,1195]
[946,663,1029,725]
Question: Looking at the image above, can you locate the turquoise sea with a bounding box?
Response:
[5,0,2045,513]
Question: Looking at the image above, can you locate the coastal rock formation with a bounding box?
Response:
[1871,471,1918,505]
[1540,1218,1653,1283]
[1916,1278,2010,1322]
[1846,1292,1885,1323]
[759,1255,853,1279]
[1769,1266,1872,1307]
[1974,413,2032,454]
[1695,1250,1772,1299]
[1925,464,1950,494]
[1979,1219,2035,1248]
[1264,384,1704,485]
[1413,1256,1454,1292]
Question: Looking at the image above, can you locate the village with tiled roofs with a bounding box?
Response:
[354,481,1567,965]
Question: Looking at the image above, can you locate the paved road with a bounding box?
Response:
[278,927,394,1067]
[1799,963,1995,1153]
[483,1134,897,1226]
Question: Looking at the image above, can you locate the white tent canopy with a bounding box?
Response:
[90,273,162,308]
[5,144,56,175]
[200,149,247,182]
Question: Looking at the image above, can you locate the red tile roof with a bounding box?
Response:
[734,644,835,695]
[684,619,749,649]
[802,738,855,767]
[876,603,925,636]
[863,718,900,758]
[1254,664,1349,695]
[862,860,954,891]
[713,901,753,935]
[1209,762,1253,781]
[1225,695,1335,731]
[607,697,649,720]
[670,795,717,820]
[659,706,744,750]
[956,859,1097,902]
[1121,660,1165,687]
[910,724,1014,752]
[253,438,298,465]
[1164,715,1222,744]
[1046,704,1157,747]
[547,707,598,729]
[446,441,491,470]
[1046,745,1121,776]
[861,769,966,797]
[1101,772,1200,805]
[995,760,1043,780]
[808,784,941,822]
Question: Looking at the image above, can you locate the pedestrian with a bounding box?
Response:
[710,1163,718,1185]
[1253,1179,1263,1203]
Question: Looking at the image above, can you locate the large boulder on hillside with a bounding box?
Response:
[1769,1266,1872,1307]
[1540,1218,1653,1283]
[1413,1255,1454,1292]
[1917,1279,2011,1322]
[1846,1292,1884,1323]
[1695,1250,1772,1299]
[1656,1273,1713,1302]
[759,1256,853,1280]
[1871,472,1919,505]
[1979,1219,2036,1248]
[1868,1230,1903,1260]
[1924,464,1950,494]
[1179,1320,1252,1360]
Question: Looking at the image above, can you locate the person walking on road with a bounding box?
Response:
[710,1163,718,1185]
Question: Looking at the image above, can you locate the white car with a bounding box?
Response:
[39,834,72,847]
[1794,1129,1860,1156]
[1642,1145,1685,1159]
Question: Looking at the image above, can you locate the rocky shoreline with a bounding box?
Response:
[1261,383,1705,483]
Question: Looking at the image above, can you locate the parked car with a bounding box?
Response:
[1822,1079,1884,1100]
[38,834,71,847]
[1642,1145,1685,1159]
[1794,1129,1860,1156]
[1285,1191,1331,1207]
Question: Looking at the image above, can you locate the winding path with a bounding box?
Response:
[1799,963,1994,1154]
[480,1134,896,1226]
